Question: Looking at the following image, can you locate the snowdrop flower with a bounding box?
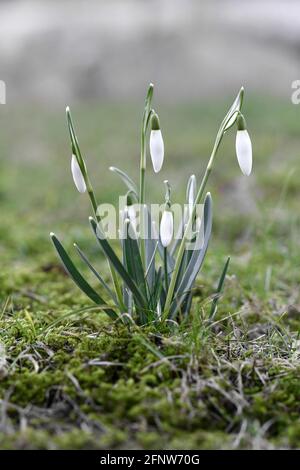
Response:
[160,209,173,247]
[71,154,86,193]
[149,112,164,173]
[235,114,252,176]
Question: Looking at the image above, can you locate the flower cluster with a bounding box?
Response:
[51,84,252,325]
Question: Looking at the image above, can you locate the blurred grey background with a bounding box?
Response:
[0,0,298,105]
[0,0,299,241]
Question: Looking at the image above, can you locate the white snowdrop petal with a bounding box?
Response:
[235,130,252,176]
[150,130,164,173]
[71,154,86,193]
[160,211,173,247]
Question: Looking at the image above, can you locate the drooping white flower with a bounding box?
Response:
[71,154,86,193]
[235,115,252,176]
[160,210,173,247]
[149,113,164,173]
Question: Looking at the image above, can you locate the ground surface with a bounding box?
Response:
[0,96,300,449]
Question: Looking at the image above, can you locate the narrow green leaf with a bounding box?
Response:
[170,208,187,257]
[186,174,197,205]
[151,266,164,313]
[222,87,244,132]
[109,166,138,196]
[89,218,147,309]
[145,241,158,287]
[170,193,213,317]
[123,219,149,304]
[50,233,117,320]
[142,83,154,132]
[74,243,118,306]
[135,334,164,360]
[143,205,157,292]
[66,107,86,171]
[123,287,133,315]
[209,256,230,320]
[173,240,193,293]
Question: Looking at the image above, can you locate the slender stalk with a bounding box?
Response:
[139,131,146,266]
[163,85,244,317]
[139,109,153,265]
[139,132,146,205]
[139,84,154,267]
[163,136,222,316]
[164,247,169,293]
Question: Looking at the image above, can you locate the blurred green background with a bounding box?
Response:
[1,94,300,309]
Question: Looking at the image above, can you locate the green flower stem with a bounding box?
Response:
[139,131,146,204]
[164,247,169,293]
[163,135,222,316]
[139,130,146,267]
[139,87,153,267]
[163,84,245,318]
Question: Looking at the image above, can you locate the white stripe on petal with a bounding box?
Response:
[150,130,164,173]
[187,174,196,218]
[235,130,252,176]
[71,154,86,193]
[127,205,138,233]
[160,210,173,247]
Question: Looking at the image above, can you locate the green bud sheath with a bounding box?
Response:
[126,190,135,206]
[151,112,160,130]
[237,114,247,131]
